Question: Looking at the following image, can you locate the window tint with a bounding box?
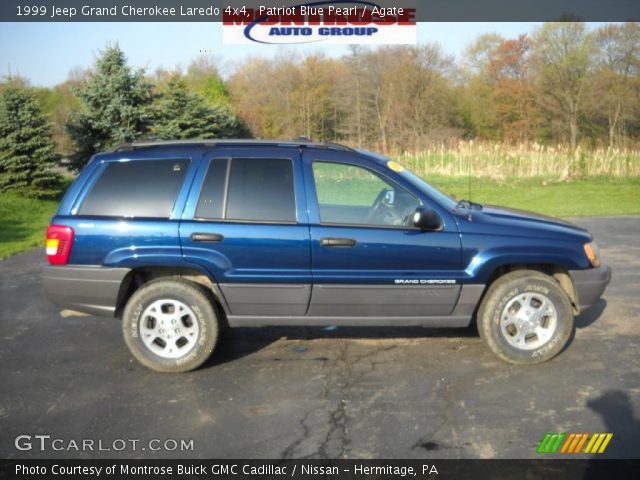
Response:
[195,158,296,223]
[313,161,420,227]
[195,158,228,219]
[227,158,295,222]
[78,159,189,218]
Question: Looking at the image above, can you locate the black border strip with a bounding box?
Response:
[2,459,639,480]
[0,1,638,22]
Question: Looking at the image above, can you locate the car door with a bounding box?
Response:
[302,149,462,318]
[180,147,311,316]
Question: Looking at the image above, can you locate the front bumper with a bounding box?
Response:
[569,264,612,313]
[41,264,130,316]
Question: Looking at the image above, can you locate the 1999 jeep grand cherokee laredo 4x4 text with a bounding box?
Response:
[42,140,611,372]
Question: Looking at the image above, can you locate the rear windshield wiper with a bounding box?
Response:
[455,199,483,210]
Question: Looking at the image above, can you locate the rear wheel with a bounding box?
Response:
[122,279,219,373]
[477,270,574,364]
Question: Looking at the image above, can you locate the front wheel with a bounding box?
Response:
[477,270,574,364]
[122,279,219,373]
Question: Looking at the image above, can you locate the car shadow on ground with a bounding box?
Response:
[205,299,607,369]
[204,324,479,368]
[556,299,606,356]
[575,299,607,329]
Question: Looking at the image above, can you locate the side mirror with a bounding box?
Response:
[412,206,442,231]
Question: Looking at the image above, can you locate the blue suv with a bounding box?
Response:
[42,140,611,372]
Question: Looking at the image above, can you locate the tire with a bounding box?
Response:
[122,279,219,373]
[477,270,574,365]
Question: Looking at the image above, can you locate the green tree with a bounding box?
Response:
[463,33,505,74]
[151,76,250,139]
[67,45,155,170]
[459,33,505,140]
[0,84,62,197]
[532,23,594,150]
[34,80,81,156]
[186,55,231,106]
[593,23,640,147]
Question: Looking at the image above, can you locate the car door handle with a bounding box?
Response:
[191,232,224,242]
[320,237,356,247]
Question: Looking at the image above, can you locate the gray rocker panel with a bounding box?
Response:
[306,284,461,317]
[219,283,311,316]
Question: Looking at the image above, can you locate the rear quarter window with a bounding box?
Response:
[78,159,189,218]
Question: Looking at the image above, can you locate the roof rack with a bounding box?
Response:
[111,139,356,153]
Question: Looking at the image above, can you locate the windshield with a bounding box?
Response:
[397,169,457,210]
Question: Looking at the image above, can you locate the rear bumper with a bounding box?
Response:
[41,264,130,316]
[569,264,612,313]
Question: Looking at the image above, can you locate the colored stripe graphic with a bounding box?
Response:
[538,433,613,454]
[537,433,566,453]
[560,433,575,453]
[561,433,589,454]
[584,433,613,454]
[573,433,589,453]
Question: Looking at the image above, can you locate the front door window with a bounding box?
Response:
[312,161,420,227]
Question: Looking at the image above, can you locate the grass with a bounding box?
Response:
[0,193,59,260]
[314,160,640,217]
[1,174,639,260]
[427,175,640,217]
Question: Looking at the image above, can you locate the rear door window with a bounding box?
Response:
[195,158,296,223]
[78,159,189,218]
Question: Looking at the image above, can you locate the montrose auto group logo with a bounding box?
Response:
[222,1,416,44]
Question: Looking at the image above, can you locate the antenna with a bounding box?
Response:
[468,151,472,201]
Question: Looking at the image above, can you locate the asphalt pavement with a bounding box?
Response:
[1,217,639,459]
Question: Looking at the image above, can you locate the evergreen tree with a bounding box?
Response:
[67,45,155,171]
[151,76,250,140]
[0,85,62,197]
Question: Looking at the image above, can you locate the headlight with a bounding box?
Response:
[583,241,601,267]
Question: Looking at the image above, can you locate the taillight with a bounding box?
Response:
[45,225,74,265]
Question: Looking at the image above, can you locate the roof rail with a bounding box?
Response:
[111,139,356,153]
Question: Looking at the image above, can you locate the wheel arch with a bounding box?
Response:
[477,263,579,316]
[115,266,230,321]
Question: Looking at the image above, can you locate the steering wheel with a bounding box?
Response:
[364,189,393,224]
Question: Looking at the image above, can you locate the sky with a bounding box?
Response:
[0,22,576,87]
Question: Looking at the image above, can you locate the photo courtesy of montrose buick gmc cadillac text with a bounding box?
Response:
[41,140,611,372]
